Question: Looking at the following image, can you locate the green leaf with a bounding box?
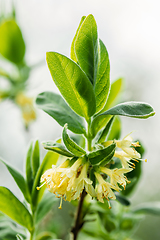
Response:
[26,141,33,193]
[46,52,96,121]
[0,187,33,232]
[35,91,86,134]
[101,78,123,112]
[0,19,25,64]
[97,116,114,143]
[91,115,111,138]
[16,234,24,240]
[35,192,58,224]
[133,202,160,215]
[88,143,116,165]
[0,158,31,203]
[42,141,74,157]
[70,16,86,62]
[115,193,130,206]
[31,151,59,207]
[62,124,86,157]
[74,14,98,85]
[32,140,40,178]
[107,116,121,140]
[94,39,110,113]
[100,101,155,119]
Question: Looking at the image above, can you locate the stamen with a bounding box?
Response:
[36,181,47,190]
[58,197,63,209]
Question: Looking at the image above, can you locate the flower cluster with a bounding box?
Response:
[38,133,144,208]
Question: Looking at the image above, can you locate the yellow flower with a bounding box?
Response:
[94,172,116,207]
[100,167,131,191]
[114,151,136,169]
[115,133,140,159]
[15,92,36,126]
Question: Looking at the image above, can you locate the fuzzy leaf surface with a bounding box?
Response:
[0,187,33,232]
[62,124,86,157]
[100,102,155,119]
[88,143,116,165]
[42,141,74,157]
[94,39,110,113]
[74,14,98,85]
[133,202,160,215]
[36,91,86,134]
[46,52,96,121]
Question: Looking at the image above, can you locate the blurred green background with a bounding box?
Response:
[0,0,159,239]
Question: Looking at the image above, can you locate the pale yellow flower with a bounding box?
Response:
[94,172,116,207]
[114,151,136,169]
[100,167,131,190]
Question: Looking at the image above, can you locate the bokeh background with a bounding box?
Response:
[0,0,159,239]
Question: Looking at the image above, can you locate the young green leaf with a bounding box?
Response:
[26,141,33,193]
[107,116,121,140]
[94,39,110,113]
[0,187,33,232]
[42,141,75,157]
[70,16,86,62]
[91,115,111,138]
[100,101,155,119]
[62,124,86,157]
[74,14,98,85]
[35,91,86,134]
[88,143,116,165]
[0,158,31,203]
[0,19,25,64]
[31,151,59,208]
[16,234,24,240]
[46,52,96,121]
[32,140,40,178]
[101,78,123,112]
[115,193,130,206]
[97,116,114,143]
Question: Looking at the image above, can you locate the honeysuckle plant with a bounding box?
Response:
[0,13,159,240]
[0,3,40,128]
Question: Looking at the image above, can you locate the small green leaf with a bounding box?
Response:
[101,78,123,112]
[62,124,86,157]
[94,39,110,113]
[70,16,86,62]
[26,141,33,193]
[74,14,98,85]
[0,19,25,64]
[36,91,86,134]
[0,158,31,203]
[32,140,40,178]
[31,151,59,208]
[107,116,121,140]
[133,202,160,215]
[91,115,111,138]
[97,116,114,143]
[42,141,74,157]
[88,143,116,165]
[100,102,155,119]
[16,234,24,240]
[0,187,33,232]
[46,52,96,121]
[115,193,130,206]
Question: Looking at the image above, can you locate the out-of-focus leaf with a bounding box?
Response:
[0,187,33,232]
[88,143,116,165]
[35,192,58,224]
[101,78,123,112]
[32,140,40,178]
[74,14,98,85]
[70,16,86,62]
[62,124,86,157]
[107,116,121,140]
[115,193,130,206]
[36,91,86,134]
[133,202,160,215]
[100,102,155,119]
[26,141,33,193]
[46,52,96,121]
[31,151,59,208]
[42,141,74,157]
[16,234,24,240]
[94,39,110,113]
[0,19,25,64]
[0,158,31,203]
